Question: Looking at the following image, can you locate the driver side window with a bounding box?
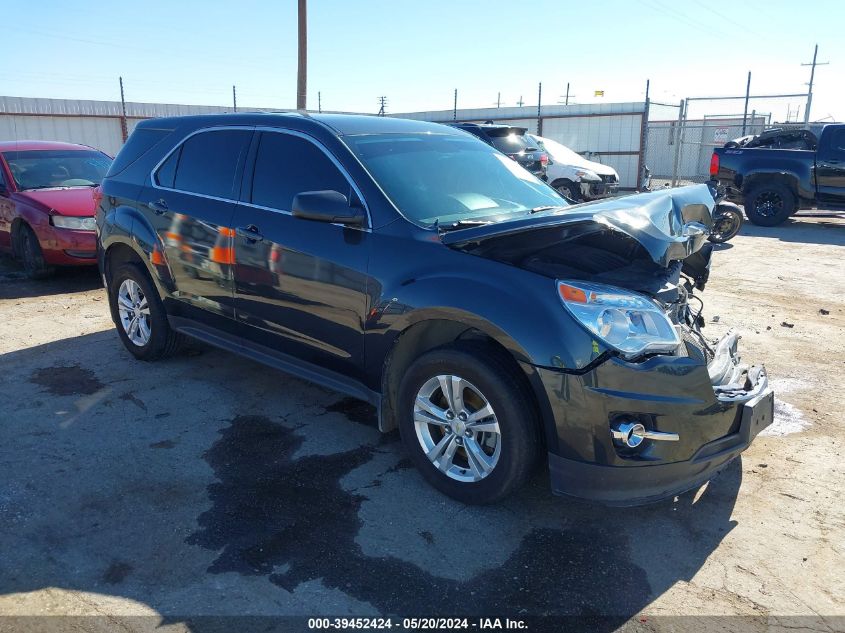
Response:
[250,132,350,212]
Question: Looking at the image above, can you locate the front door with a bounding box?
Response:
[145,128,253,321]
[0,165,13,249]
[816,127,845,206]
[232,130,369,379]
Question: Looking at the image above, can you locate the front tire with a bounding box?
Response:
[107,262,183,361]
[16,224,54,279]
[397,342,540,504]
[555,180,581,202]
[744,182,796,226]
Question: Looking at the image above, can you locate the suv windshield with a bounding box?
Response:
[345,133,566,226]
[3,149,112,190]
[487,129,536,154]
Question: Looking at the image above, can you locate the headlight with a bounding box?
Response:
[51,215,96,231]
[574,169,601,182]
[557,281,680,358]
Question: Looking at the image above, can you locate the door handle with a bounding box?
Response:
[236,225,264,242]
[148,199,168,215]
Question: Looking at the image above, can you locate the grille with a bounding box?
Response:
[600,174,618,184]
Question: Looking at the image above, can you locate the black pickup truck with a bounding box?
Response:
[710,123,845,226]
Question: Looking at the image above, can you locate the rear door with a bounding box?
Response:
[146,127,253,321]
[815,126,845,206]
[232,130,370,379]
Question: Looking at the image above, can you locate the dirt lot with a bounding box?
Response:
[0,214,843,632]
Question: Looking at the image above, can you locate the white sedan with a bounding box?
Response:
[528,135,620,201]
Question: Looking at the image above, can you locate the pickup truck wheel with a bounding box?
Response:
[744,183,796,226]
[397,342,539,504]
[107,262,184,361]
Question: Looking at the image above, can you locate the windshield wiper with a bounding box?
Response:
[528,205,567,214]
[436,219,493,233]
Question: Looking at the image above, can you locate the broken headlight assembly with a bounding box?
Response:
[557,281,681,359]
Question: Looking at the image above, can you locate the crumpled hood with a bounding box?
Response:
[441,184,715,267]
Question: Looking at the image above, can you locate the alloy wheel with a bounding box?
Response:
[117,279,152,347]
[755,191,783,217]
[413,374,501,482]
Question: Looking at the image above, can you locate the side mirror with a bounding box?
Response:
[292,190,365,227]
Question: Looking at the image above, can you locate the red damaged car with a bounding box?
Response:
[0,141,111,278]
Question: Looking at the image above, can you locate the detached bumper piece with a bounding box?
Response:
[545,329,774,505]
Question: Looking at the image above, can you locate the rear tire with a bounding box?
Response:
[397,341,540,504]
[107,262,184,361]
[16,224,54,279]
[744,182,796,226]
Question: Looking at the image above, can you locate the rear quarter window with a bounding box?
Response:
[107,127,172,177]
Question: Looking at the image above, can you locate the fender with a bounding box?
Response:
[367,269,601,378]
[741,167,814,202]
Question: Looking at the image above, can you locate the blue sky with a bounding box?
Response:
[3,0,842,121]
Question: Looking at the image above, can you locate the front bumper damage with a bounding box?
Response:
[580,180,619,200]
[542,329,774,505]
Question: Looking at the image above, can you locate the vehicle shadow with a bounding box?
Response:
[738,214,845,248]
[0,255,102,299]
[0,330,742,632]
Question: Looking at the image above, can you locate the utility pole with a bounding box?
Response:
[741,71,751,135]
[232,85,237,112]
[801,44,828,124]
[318,91,322,113]
[557,83,574,105]
[639,79,650,190]
[296,0,307,110]
[516,96,524,107]
[453,88,457,120]
[537,82,542,135]
[497,92,501,108]
[377,96,387,116]
[118,76,128,143]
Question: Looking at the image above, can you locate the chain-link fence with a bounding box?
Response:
[645,116,768,188]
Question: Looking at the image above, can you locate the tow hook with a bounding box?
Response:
[611,421,680,448]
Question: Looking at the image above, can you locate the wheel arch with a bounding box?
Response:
[741,171,805,203]
[103,240,147,284]
[378,317,556,453]
[550,177,576,190]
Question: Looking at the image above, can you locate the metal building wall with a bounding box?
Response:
[0,96,245,157]
[0,96,646,188]
[397,102,647,189]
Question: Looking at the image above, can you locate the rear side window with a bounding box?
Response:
[250,132,349,211]
[157,129,252,199]
[108,127,171,177]
[156,146,180,188]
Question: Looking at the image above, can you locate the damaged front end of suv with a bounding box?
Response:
[442,184,774,504]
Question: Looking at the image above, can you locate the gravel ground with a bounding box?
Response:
[0,213,843,633]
